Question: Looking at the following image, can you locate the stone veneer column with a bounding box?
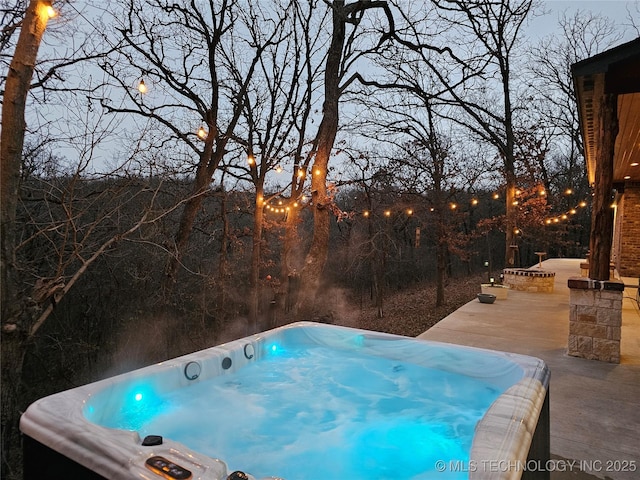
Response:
[567,277,624,363]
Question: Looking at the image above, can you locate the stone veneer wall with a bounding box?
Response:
[619,183,640,277]
[567,277,624,363]
[503,269,555,293]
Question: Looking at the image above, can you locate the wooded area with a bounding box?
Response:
[2,1,637,477]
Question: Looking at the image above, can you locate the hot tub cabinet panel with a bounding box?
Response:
[20,322,550,480]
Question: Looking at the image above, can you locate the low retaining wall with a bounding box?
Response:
[503,268,555,293]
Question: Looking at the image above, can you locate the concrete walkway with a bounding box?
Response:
[418,259,640,480]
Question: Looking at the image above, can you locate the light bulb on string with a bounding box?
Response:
[138,79,148,94]
[42,2,57,19]
[197,126,207,140]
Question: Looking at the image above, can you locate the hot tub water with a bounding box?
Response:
[87,344,506,479]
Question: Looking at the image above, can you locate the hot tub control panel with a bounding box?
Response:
[145,455,193,480]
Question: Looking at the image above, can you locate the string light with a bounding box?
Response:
[471,199,478,206]
[197,126,207,139]
[138,79,148,94]
[493,193,500,200]
[406,209,413,215]
[565,188,573,195]
[275,165,283,173]
[247,155,255,165]
[42,1,57,19]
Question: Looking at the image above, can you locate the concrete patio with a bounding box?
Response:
[418,258,640,480]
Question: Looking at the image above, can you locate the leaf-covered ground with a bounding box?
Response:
[324,273,486,338]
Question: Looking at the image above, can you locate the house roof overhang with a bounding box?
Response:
[572,37,640,186]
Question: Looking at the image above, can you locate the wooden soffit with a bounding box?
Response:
[572,38,640,186]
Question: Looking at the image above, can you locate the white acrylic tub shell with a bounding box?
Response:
[20,321,549,480]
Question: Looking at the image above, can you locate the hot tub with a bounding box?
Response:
[20,322,549,480]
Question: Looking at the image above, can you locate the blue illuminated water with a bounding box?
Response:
[97,344,506,479]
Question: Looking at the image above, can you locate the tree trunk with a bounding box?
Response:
[589,92,618,281]
[436,235,446,307]
[162,144,218,296]
[1,331,29,479]
[216,189,230,322]
[295,2,345,317]
[280,206,300,313]
[1,3,51,477]
[248,189,265,332]
[1,0,48,322]
[505,177,517,266]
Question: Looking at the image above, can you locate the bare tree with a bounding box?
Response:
[94,0,287,301]
[295,0,393,316]
[226,0,326,331]
[528,9,623,195]
[379,0,540,267]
